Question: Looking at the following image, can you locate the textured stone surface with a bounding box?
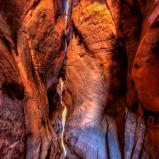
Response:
[62,0,126,158]
[132,1,159,112]
[0,0,64,158]
[0,12,25,158]
[0,0,159,159]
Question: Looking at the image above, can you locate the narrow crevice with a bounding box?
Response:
[1,36,12,52]
[58,0,73,79]
[45,141,52,159]
[47,83,60,118]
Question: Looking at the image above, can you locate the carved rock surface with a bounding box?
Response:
[0,0,159,159]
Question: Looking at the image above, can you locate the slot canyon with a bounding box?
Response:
[0,0,159,158]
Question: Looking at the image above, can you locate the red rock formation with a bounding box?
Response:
[0,0,159,159]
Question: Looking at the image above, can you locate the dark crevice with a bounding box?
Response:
[2,81,24,100]
[120,0,143,39]
[143,107,159,124]
[130,81,139,113]
[55,13,63,23]
[47,83,60,117]
[120,0,143,18]
[41,33,64,81]
[151,40,159,55]
[130,119,138,159]
[106,119,110,159]
[1,36,12,52]
[45,141,52,159]
[110,37,128,97]
[32,0,40,8]
[0,31,18,55]
[151,21,159,29]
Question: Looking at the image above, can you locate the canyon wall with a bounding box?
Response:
[0,0,159,158]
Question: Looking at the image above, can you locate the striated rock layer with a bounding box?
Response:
[0,0,159,159]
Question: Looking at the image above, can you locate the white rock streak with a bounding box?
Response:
[57,1,71,158]
[64,0,71,28]
[57,78,67,158]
